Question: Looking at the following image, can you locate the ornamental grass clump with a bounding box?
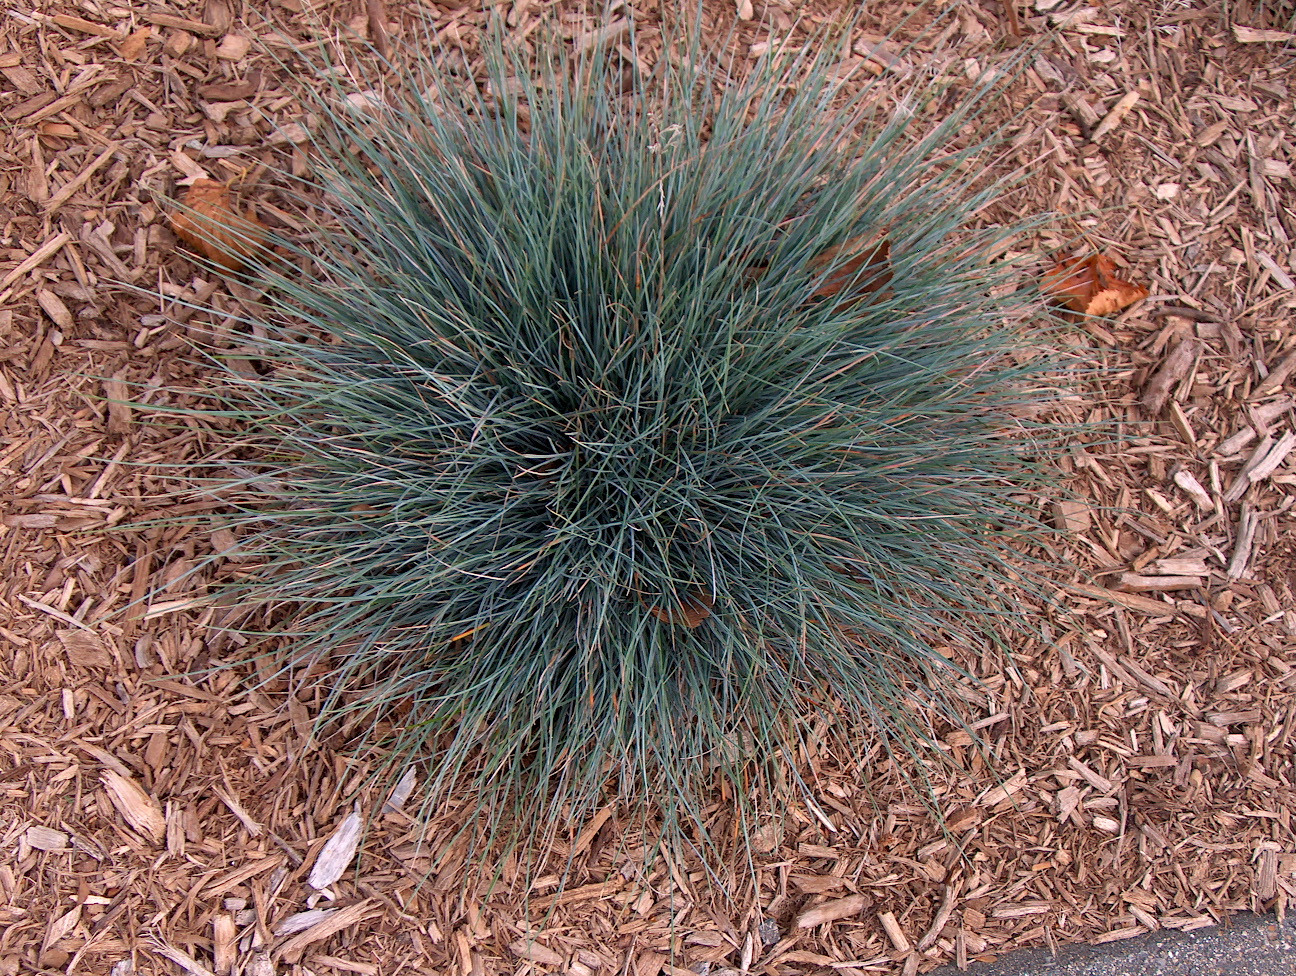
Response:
[179,23,1070,878]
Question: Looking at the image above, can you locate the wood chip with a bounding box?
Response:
[1257,849,1279,900]
[1232,25,1296,42]
[36,289,74,329]
[1152,556,1208,576]
[50,13,122,38]
[529,879,622,912]
[307,811,362,890]
[576,19,628,53]
[215,34,251,60]
[105,372,132,434]
[1118,573,1203,592]
[0,231,73,294]
[142,12,224,36]
[275,909,337,936]
[1053,499,1092,533]
[150,937,218,976]
[43,904,81,953]
[979,769,1028,806]
[213,786,263,836]
[571,805,616,856]
[795,893,872,928]
[1226,504,1258,580]
[1118,655,1178,698]
[1091,91,1140,142]
[1143,339,1198,415]
[853,35,907,74]
[213,915,236,975]
[101,771,165,843]
[1225,436,1273,503]
[1257,350,1296,395]
[878,911,913,953]
[509,940,565,966]
[382,767,417,812]
[1213,94,1258,112]
[46,144,119,214]
[1067,757,1115,793]
[1100,924,1152,944]
[312,957,379,976]
[1172,470,1213,510]
[275,899,379,959]
[59,630,111,667]
[1256,252,1296,291]
[1245,431,1296,485]
[918,880,963,950]
[27,825,69,851]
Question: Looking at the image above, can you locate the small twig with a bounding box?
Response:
[366,0,389,59]
[1001,0,1021,37]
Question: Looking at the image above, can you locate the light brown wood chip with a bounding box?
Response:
[795,893,872,928]
[509,939,565,966]
[879,911,913,952]
[276,899,379,959]
[1142,339,1198,415]
[308,811,362,890]
[26,825,69,851]
[213,915,236,975]
[101,770,165,843]
[1092,91,1140,142]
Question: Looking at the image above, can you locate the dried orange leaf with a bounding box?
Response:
[1042,253,1147,317]
[170,178,268,273]
[809,236,892,301]
[647,591,714,628]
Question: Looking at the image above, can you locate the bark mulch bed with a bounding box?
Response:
[1,1,1295,975]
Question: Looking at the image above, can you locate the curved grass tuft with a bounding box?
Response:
[163,18,1077,888]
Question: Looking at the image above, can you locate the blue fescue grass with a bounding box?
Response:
[160,15,1077,888]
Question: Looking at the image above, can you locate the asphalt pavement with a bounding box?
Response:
[928,912,1296,976]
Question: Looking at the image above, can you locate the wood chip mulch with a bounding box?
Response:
[2,1,1295,975]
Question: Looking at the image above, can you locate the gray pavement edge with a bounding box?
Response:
[927,911,1296,976]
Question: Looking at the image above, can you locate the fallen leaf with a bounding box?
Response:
[810,235,892,301]
[1042,252,1147,316]
[647,591,714,628]
[170,179,269,273]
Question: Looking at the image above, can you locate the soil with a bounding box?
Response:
[1,2,1294,975]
